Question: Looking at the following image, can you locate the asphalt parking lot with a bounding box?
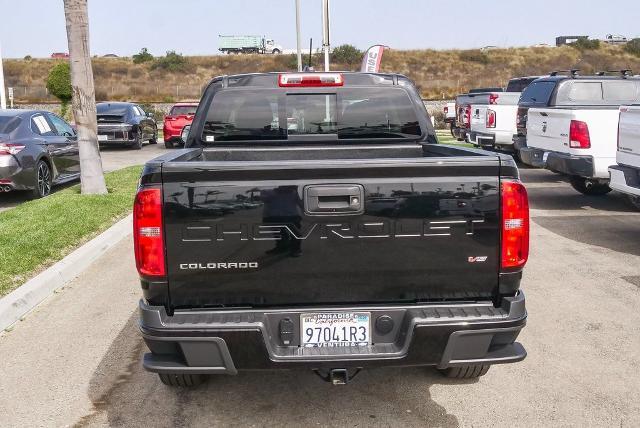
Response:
[0,166,639,427]
[0,143,167,213]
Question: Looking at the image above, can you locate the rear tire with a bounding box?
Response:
[158,373,205,387]
[628,195,640,210]
[569,176,611,195]
[164,140,174,149]
[131,133,143,150]
[149,131,158,144]
[438,365,490,379]
[32,160,52,199]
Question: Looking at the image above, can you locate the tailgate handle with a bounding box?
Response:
[304,185,364,215]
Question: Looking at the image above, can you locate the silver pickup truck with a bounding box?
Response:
[610,105,640,209]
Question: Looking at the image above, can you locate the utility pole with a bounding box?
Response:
[295,0,303,71]
[321,0,330,71]
[0,41,6,109]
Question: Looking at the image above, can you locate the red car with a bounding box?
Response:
[163,102,198,148]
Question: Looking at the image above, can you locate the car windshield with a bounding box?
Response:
[170,105,198,116]
[0,116,21,133]
[201,87,422,143]
[97,104,129,115]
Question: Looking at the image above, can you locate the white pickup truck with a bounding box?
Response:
[451,89,503,141]
[518,74,640,195]
[468,77,539,152]
[609,105,640,208]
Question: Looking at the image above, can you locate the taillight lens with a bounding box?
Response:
[0,143,26,156]
[489,93,499,105]
[569,120,591,149]
[464,105,471,128]
[486,109,496,128]
[501,180,529,270]
[133,187,165,277]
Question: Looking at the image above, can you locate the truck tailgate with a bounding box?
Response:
[161,157,502,309]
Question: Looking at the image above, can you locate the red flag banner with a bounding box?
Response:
[360,45,388,73]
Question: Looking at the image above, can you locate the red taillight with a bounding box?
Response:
[278,73,344,87]
[133,187,165,277]
[569,120,591,149]
[501,180,529,270]
[489,93,499,105]
[0,143,26,156]
[486,109,496,128]
[463,105,471,128]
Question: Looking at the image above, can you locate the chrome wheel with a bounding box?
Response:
[36,161,52,198]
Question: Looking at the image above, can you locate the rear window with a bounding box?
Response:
[603,81,639,102]
[201,87,421,143]
[519,81,556,106]
[506,78,536,92]
[170,105,198,116]
[96,104,129,116]
[0,116,21,133]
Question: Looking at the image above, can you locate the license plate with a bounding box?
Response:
[301,312,370,348]
[97,135,108,141]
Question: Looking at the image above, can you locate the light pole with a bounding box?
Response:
[295,0,302,71]
[0,41,6,109]
[321,0,330,71]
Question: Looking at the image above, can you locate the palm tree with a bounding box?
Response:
[63,0,107,194]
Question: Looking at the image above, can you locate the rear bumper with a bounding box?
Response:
[518,147,546,168]
[609,164,640,197]
[139,292,527,375]
[545,152,594,177]
[0,155,31,191]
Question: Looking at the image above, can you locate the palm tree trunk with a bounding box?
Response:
[63,0,107,194]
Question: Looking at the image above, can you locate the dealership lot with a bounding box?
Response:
[0,165,638,427]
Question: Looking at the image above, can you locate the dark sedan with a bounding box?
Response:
[96,102,158,150]
[0,109,79,198]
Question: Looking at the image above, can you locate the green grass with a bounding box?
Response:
[0,165,142,297]
[435,130,474,148]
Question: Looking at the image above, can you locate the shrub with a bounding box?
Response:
[23,55,32,61]
[152,51,192,72]
[133,47,153,64]
[46,62,72,117]
[625,38,640,57]
[570,38,600,51]
[459,50,490,64]
[331,44,363,66]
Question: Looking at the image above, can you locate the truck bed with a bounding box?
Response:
[144,144,518,310]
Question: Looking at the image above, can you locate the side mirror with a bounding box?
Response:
[181,125,191,144]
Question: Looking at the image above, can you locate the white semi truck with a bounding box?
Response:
[218,35,283,55]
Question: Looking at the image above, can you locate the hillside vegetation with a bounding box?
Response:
[4,44,640,102]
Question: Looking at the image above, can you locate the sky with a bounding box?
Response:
[0,0,639,58]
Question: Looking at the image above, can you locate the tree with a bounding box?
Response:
[133,47,154,64]
[46,61,72,117]
[331,44,363,66]
[63,0,107,194]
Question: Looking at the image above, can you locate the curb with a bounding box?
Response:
[0,214,133,331]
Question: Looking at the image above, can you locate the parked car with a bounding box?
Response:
[518,73,640,195]
[96,102,157,150]
[609,105,640,208]
[468,77,539,152]
[0,109,79,198]
[135,71,530,387]
[163,102,198,148]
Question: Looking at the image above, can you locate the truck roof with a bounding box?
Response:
[213,72,413,88]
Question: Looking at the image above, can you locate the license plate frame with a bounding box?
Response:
[300,312,371,348]
[97,134,108,141]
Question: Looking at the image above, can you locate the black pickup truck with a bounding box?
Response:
[134,72,530,387]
